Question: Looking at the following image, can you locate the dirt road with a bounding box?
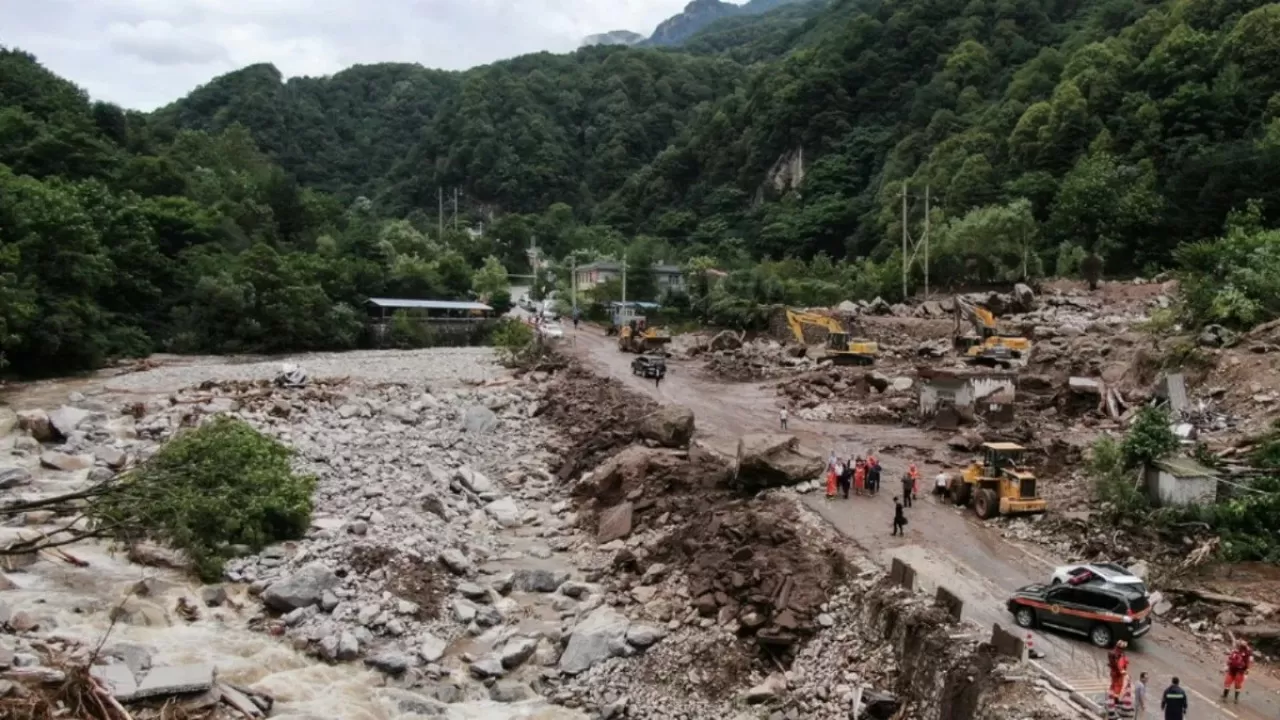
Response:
[566,324,1279,720]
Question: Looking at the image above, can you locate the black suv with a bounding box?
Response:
[631,355,666,379]
[1007,582,1152,648]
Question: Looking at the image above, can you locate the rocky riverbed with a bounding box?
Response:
[2,348,1076,720]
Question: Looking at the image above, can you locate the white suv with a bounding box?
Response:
[1051,563,1147,595]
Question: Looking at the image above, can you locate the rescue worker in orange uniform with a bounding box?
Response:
[907,463,921,499]
[1223,640,1252,703]
[1108,640,1130,699]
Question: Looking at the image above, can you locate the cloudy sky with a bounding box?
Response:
[2,0,712,110]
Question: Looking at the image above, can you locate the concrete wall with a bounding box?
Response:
[1146,469,1217,507]
[920,375,1015,425]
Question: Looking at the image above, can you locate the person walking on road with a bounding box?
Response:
[779,407,788,430]
[654,369,663,390]
[1108,641,1130,699]
[908,463,921,500]
[1160,677,1188,720]
[901,472,914,508]
[1223,639,1252,703]
[838,460,852,499]
[854,457,866,496]
[866,453,880,495]
[933,467,950,498]
[1134,672,1148,717]
[891,497,907,536]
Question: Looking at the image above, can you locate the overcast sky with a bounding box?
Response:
[2,0,716,111]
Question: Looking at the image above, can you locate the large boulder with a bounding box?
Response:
[261,563,340,612]
[48,405,92,439]
[596,502,634,543]
[637,406,695,448]
[559,606,631,675]
[1012,283,1036,312]
[0,467,32,490]
[17,410,53,442]
[732,434,824,492]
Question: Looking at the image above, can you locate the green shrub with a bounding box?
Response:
[1121,406,1179,469]
[1088,436,1148,515]
[91,416,316,581]
[490,317,537,365]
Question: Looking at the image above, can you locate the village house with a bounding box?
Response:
[573,261,686,294]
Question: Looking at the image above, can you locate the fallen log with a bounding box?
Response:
[1170,588,1277,614]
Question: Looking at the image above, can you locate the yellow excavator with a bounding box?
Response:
[952,298,1031,368]
[617,317,672,354]
[785,309,878,366]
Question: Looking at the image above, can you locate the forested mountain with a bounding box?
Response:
[603,0,1280,278]
[153,48,744,215]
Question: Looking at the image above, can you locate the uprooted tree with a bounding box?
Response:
[0,416,315,581]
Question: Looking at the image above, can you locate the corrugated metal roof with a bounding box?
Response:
[367,298,493,311]
[1154,456,1218,479]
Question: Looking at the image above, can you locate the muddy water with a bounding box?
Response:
[1,362,587,720]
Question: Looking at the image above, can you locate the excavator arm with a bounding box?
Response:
[953,298,997,340]
[786,309,843,343]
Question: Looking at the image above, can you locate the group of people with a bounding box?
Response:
[1105,639,1252,718]
[822,452,930,536]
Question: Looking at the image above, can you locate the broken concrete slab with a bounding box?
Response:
[130,664,215,700]
[48,405,92,439]
[90,664,139,699]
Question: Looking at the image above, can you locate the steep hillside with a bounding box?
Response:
[153,47,745,215]
[581,31,646,47]
[600,0,1280,277]
[644,0,815,47]
[680,0,831,62]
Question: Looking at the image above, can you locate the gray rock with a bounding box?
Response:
[597,502,633,543]
[318,635,340,661]
[16,409,53,442]
[200,586,227,607]
[499,637,538,670]
[384,405,421,424]
[559,606,630,675]
[48,405,92,439]
[560,581,591,599]
[0,467,32,490]
[39,451,94,472]
[261,564,339,612]
[514,568,568,593]
[336,632,360,661]
[419,491,455,522]
[469,656,505,680]
[490,572,515,595]
[90,665,138,700]
[456,582,489,602]
[451,599,477,624]
[637,406,695,448]
[484,497,522,527]
[454,466,494,494]
[320,591,339,613]
[475,605,503,628]
[95,447,127,469]
[461,406,498,435]
[489,680,535,703]
[625,625,665,648]
[365,652,412,675]
[437,549,475,577]
[419,633,448,663]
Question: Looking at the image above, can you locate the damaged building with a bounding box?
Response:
[917,367,1017,429]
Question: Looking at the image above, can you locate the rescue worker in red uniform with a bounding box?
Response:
[1108,640,1130,699]
[1223,640,1252,703]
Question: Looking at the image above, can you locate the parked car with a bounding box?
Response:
[538,322,564,338]
[1007,581,1153,648]
[631,355,666,378]
[1051,563,1147,595]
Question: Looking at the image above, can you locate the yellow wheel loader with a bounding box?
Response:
[948,442,1046,519]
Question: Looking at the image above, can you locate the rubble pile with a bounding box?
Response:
[702,338,820,381]
[778,368,917,424]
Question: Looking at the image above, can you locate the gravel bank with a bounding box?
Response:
[103,348,501,392]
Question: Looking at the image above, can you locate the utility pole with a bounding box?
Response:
[571,256,578,317]
[621,256,628,312]
[923,184,931,298]
[453,188,459,232]
[901,183,931,299]
[437,186,443,241]
[901,185,909,299]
